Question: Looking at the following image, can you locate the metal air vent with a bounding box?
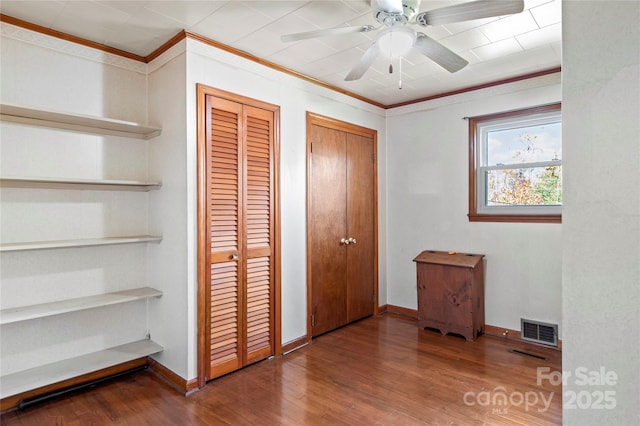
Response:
[521,318,558,346]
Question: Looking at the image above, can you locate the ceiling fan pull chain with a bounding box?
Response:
[388,29,394,74]
[398,56,403,90]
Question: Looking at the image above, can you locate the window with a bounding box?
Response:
[468,103,562,223]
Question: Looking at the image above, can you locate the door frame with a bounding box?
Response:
[196,83,281,388]
[306,111,379,339]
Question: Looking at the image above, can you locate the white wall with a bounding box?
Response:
[146,44,191,379]
[385,73,562,334]
[562,1,640,424]
[0,28,147,122]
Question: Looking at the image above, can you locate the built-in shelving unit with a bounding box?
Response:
[0,104,161,139]
[0,103,164,405]
[0,287,162,325]
[0,339,164,399]
[0,176,162,191]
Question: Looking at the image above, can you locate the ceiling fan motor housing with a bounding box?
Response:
[375,0,422,26]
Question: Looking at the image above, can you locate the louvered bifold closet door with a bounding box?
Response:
[207,97,244,378]
[244,106,275,364]
[205,96,275,380]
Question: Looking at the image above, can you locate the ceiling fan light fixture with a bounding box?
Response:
[377,27,416,59]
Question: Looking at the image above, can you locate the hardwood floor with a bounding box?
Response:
[1,313,562,425]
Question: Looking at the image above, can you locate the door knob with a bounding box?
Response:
[231,253,239,260]
[340,238,350,245]
[348,237,357,245]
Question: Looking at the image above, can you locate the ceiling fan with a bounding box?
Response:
[281,0,525,82]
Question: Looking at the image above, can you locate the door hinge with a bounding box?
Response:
[311,314,315,327]
[372,153,376,162]
[310,142,313,153]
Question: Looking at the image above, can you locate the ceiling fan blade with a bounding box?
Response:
[414,33,468,73]
[281,25,374,42]
[345,42,381,81]
[416,0,525,26]
[375,0,404,14]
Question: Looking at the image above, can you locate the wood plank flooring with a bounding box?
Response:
[1,313,562,425]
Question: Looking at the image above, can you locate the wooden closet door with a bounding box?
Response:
[308,115,376,337]
[205,95,275,380]
[346,133,375,322]
[309,124,348,336]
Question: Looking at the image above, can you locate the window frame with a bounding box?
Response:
[468,103,562,223]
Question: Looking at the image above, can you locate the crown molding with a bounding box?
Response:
[0,15,146,74]
[1,13,561,109]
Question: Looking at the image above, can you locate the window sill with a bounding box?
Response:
[468,213,562,224]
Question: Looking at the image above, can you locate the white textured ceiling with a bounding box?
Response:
[0,0,561,106]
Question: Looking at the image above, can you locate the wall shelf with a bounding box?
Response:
[0,176,162,191]
[0,103,161,140]
[0,287,162,325]
[0,235,162,252]
[0,339,164,399]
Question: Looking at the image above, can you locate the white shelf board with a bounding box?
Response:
[0,287,162,325]
[0,103,161,140]
[0,176,162,191]
[0,339,164,399]
[0,235,162,252]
